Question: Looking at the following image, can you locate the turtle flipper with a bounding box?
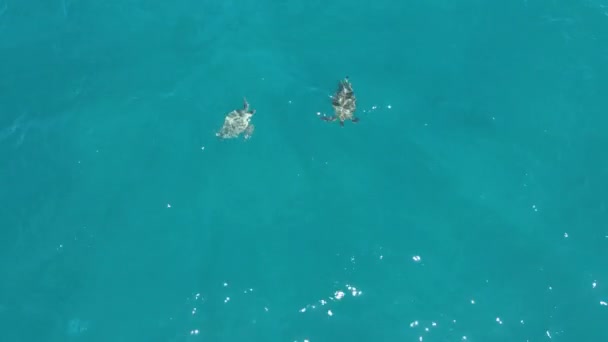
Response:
[352,117,359,123]
[321,115,336,122]
[244,124,254,140]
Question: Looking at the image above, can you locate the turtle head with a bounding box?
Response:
[336,78,353,97]
[342,77,352,89]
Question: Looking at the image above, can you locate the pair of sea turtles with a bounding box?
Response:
[216,77,359,140]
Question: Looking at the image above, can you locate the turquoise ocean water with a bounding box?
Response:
[1,0,608,341]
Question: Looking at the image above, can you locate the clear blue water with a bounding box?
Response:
[1,0,608,341]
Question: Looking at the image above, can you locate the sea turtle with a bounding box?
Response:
[321,76,359,126]
[216,98,256,140]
